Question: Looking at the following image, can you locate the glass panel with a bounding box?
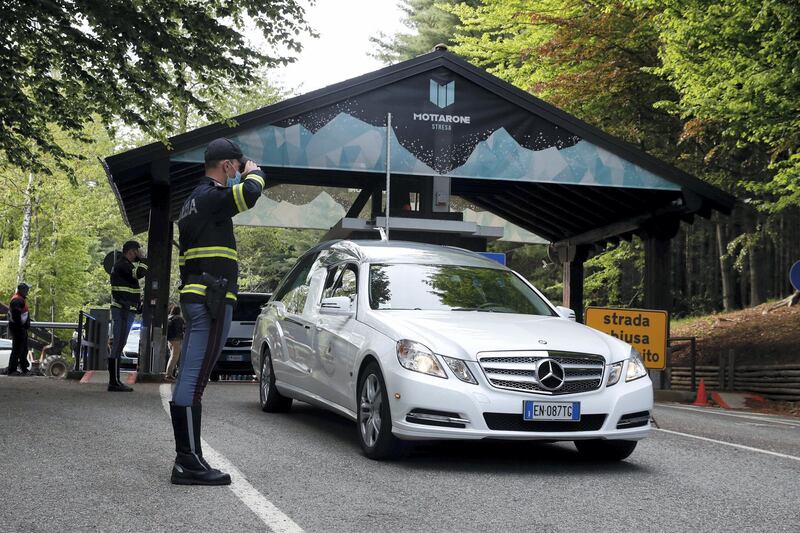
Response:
[368,264,554,316]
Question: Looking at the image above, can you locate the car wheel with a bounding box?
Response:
[357,362,402,460]
[259,351,292,413]
[574,439,637,461]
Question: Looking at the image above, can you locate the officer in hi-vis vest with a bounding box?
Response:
[168,138,265,485]
[109,240,147,392]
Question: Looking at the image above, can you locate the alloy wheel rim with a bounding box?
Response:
[359,374,382,448]
[260,355,270,404]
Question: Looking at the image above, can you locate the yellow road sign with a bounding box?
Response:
[585,307,669,370]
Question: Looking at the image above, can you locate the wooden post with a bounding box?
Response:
[643,217,680,312]
[559,244,589,323]
[728,349,736,392]
[140,157,172,376]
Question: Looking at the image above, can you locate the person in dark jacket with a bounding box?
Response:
[108,240,147,392]
[168,138,265,486]
[6,282,32,376]
[165,305,185,381]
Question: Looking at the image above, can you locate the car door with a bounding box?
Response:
[315,263,363,409]
[270,253,316,385]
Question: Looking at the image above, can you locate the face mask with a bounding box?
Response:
[225,162,242,187]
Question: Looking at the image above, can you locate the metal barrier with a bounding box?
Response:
[668,336,697,392]
[75,311,103,371]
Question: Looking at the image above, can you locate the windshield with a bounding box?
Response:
[368,263,555,316]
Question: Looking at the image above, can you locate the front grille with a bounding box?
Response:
[225,338,252,348]
[478,351,605,395]
[483,413,607,432]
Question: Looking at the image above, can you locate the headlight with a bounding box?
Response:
[607,362,623,386]
[626,347,648,382]
[442,356,478,384]
[396,340,446,378]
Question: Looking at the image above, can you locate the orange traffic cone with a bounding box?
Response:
[692,378,708,406]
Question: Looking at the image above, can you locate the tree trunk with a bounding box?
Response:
[17,172,35,284]
[716,220,735,311]
[749,213,766,306]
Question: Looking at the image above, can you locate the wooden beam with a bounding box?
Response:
[346,187,373,218]
[475,195,567,240]
[554,207,686,247]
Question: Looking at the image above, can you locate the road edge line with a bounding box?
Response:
[655,428,800,462]
[158,384,304,533]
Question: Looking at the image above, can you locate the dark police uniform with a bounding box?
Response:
[108,245,147,391]
[6,284,31,375]
[168,138,265,486]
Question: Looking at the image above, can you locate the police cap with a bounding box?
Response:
[204,138,243,162]
[122,240,141,253]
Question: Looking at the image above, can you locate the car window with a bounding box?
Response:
[323,264,358,303]
[368,263,555,316]
[332,268,357,302]
[273,253,317,314]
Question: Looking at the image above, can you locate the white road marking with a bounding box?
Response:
[655,428,800,462]
[657,404,800,428]
[159,384,304,533]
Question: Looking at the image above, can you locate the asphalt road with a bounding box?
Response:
[1,376,798,532]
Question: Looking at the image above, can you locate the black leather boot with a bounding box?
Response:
[169,402,231,485]
[107,358,133,392]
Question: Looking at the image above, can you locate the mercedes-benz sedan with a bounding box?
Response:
[251,240,652,460]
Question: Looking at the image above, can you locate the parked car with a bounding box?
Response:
[120,320,141,369]
[252,240,652,460]
[0,338,12,370]
[211,292,272,380]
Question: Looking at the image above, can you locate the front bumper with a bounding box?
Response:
[384,361,653,441]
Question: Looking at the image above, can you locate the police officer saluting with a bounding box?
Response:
[109,240,147,392]
[169,138,265,485]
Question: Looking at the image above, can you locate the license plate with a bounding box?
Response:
[523,401,581,421]
[225,354,245,362]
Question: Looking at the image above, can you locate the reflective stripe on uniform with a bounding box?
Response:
[133,262,149,270]
[178,255,186,266]
[232,183,247,212]
[180,284,207,297]
[183,246,238,261]
[245,174,265,188]
[179,283,237,301]
[111,285,141,294]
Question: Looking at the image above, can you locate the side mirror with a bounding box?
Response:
[556,306,576,321]
[320,296,354,316]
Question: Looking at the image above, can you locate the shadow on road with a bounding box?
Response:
[250,401,649,475]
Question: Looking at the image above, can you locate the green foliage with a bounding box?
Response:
[584,242,644,308]
[370,0,481,63]
[236,227,323,293]
[637,0,800,210]
[0,120,130,319]
[0,0,311,175]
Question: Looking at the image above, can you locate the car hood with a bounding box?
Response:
[363,310,629,363]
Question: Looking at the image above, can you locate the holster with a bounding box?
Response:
[200,272,229,320]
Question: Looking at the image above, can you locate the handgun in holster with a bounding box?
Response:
[201,272,229,320]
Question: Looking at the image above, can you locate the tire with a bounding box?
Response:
[259,350,292,413]
[357,362,402,460]
[574,439,637,461]
[42,354,69,379]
